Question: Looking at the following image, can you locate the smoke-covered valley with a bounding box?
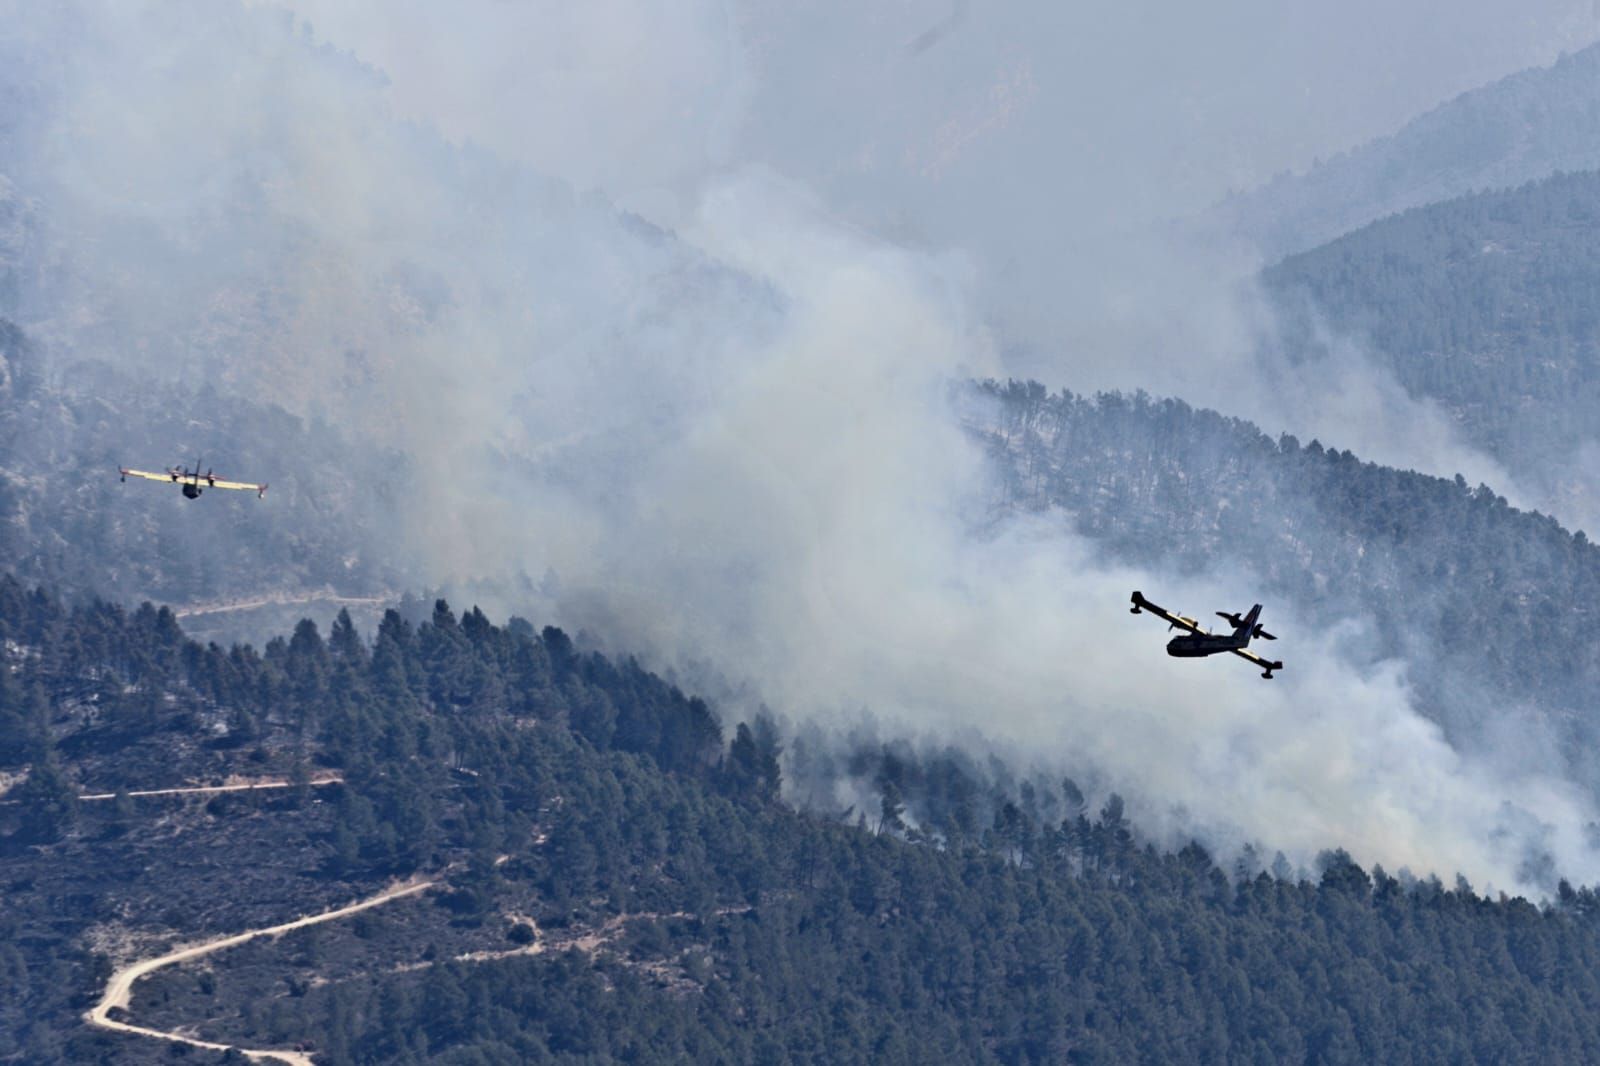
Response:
[5,0,1600,899]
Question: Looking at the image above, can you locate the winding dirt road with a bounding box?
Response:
[85,877,434,1064]
[77,775,343,802]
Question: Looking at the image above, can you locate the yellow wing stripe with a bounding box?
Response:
[120,468,177,483]
[1151,608,1205,635]
[1231,648,1282,670]
[120,468,266,494]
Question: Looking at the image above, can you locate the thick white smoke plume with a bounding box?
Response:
[5,0,1600,893]
[530,175,1600,894]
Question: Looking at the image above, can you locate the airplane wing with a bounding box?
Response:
[1230,646,1284,678]
[206,477,267,494]
[119,467,178,483]
[1129,590,1206,635]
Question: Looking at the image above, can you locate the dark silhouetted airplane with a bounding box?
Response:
[1130,590,1283,679]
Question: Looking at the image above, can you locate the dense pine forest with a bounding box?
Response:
[8,575,1600,1063]
[976,380,1600,785]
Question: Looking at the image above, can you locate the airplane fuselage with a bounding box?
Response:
[1165,634,1244,657]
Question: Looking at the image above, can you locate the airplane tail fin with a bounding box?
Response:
[1233,604,1263,645]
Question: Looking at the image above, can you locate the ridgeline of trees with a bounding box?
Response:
[1265,169,1600,480]
[8,576,1600,1062]
[978,380,1600,784]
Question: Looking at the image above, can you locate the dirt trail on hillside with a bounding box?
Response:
[173,590,394,619]
[77,774,343,802]
[85,877,434,1064]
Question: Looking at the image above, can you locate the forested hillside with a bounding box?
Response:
[1264,170,1600,504]
[1216,43,1600,258]
[977,381,1600,785]
[8,576,1600,1063]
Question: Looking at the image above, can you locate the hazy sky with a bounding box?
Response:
[273,0,1600,228]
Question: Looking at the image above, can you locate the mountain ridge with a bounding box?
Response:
[1216,42,1600,258]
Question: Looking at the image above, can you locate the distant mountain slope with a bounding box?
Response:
[1262,170,1600,526]
[1217,43,1600,258]
[0,322,415,613]
[978,381,1600,785]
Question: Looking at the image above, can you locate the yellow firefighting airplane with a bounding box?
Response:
[1129,590,1283,679]
[119,460,267,500]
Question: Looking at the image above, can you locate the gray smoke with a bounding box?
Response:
[5,0,1600,892]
